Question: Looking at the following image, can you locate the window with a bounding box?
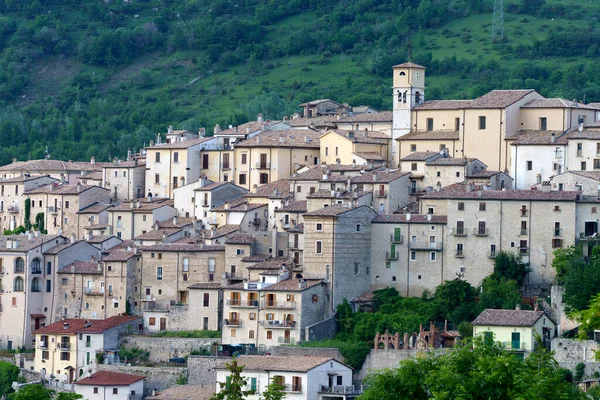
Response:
[14,257,24,273]
[113,388,118,395]
[356,224,361,232]
[456,243,463,256]
[437,171,441,177]
[60,352,70,361]
[259,173,269,184]
[430,252,436,261]
[46,280,51,292]
[31,258,41,274]
[577,142,583,156]
[411,162,417,171]
[325,147,329,156]
[267,331,273,340]
[230,329,236,338]
[149,317,156,326]
[93,388,98,394]
[182,258,189,272]
[526,161,533,171]
[455,117,460,131]
[457,202,464,211]
[410,251,416,261]
[316,241,322,254]
[158,253,162,260]
[427,207,434,214]
[155,174,160,184]
[203,293,209,307]
[335,147,339,156]
[410,144,417,152]
[456,171,460,177]
[236,248,244,255]
[42,351,49,360]
[582,161,587,170]
[241,154,247,164]
[479,116,486,130]
[13,277,24,292]
[479,202,486,211]
[540,117,547,131]
[250,377,257,392]
[173,152,179,163]
[249,330,255,339]
[593,207,597,214]
[456,220,465,235]
[155,152,160,162]
[354,263,359,275]
[238,174,247,185]
[31,278,41,292]
[249,312,256,320]
[156,267,163,280]
[552,238,563,248]
[426,118,434,131]
[316,223,323,231]
[478,221,486,235]
[61,278,68,285]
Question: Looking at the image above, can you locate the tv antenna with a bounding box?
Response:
[491,0,504,43]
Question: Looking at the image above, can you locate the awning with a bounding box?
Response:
[31,314,46,318]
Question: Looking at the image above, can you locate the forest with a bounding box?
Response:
[1,0,600,163]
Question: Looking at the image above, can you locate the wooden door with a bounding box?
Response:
[159,317,166,331]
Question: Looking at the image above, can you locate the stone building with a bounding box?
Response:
[319,129,390,166]
[107,199,177,240]
[0,175,58,232]
[102,159,146,202]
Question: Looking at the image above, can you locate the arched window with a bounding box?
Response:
[31,258,41,274]
[415,91,421,105]
[14,277,24,292]
[399,71,406,76]
[14,258,24,274]
[31,278,41,292]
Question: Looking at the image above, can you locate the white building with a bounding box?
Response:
[74,371,145,400]
[215,355,360,400]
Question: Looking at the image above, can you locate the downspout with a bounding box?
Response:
[176,252,180,304]
[22,251,29,347]
[461,109,466,156]
[514,144,518,188]
[406,223,411,297]
[331,218,335,313]
[498,109,503,172]
[440,225,444,286]
[499,201,503,253]
[168,150,173,198]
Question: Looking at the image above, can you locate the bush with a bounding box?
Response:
[118,346,149,364]
[575,362,586,381]
[299,339,370,370]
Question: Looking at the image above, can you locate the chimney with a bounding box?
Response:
[97,262,102,272]
[279,136,285,144]
[27,231,33,240]
[154,221,160,230]
[149,140,154,147]
[199,127,206,137]
[550,133,556,143]
[348,131,355,139]
[257,113,263,122]
[427,214,432,221]
[76,182,82,192]
[63,322,69,330]
[224,202,229,210]
[136,200,141,209]
[256,136,261,145]
[127,149,132,161]
[214,124,221,134]
[168,125,173,134]
[70,233,76,244]
[12,240,18,249]
[87,231,93,241]
[534,303,539,312]
[34,230,40,238]
[162,234,167,242]
[129,201,134,209]
[156,133,161,145]
[12,158,17,164]
[406,213,411,221]
[372,173,377,182]
[90,156,95,165]
[246,126,251,134]
[5,239,11,249]
[298,279,306,289]
[173,216,178,226]
[515,304,521,310]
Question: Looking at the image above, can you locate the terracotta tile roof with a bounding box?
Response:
[393,62,426,69]
[351,169,410,184]
[209,224,240,238]
[0,234,64,252]
[241,254,270,263]
[142,243,225,253]
[76,371,145,386]
[299,99,344,106]
[278,200,307,213]
[157,217,194,228]
[288,223,304,233]
[352,152,386,161]
[396,130,460,141]
[194,182,230,191]
[413,100,474,111]
[235,130,320,148]
[78,203,113,214]
[76,171,102,181]
[472,309,551,327]
[246,179,291,199]
[246,257,291,270]
[135,228,181,241]
[212,199,264,212]
[307,189,369,199]
[58,261,102,274]
[44,240,79,255]
[110,200,172,212]
[34,315,140,335]
[565,127,600,140]
[187,282,223,290]
[25,184,108,195]
[373,214,448,224]
[522,98,600,110]
[0,159,99,172]
[265,279,323,292]
[86,235,118,244]
[102,250,135,262]
[350,291,375,303]
[84,224,109,230]
[290,165,371,181]
[259,270,281,276]
[103,160,146,168]
[225,233,254,245]
[466,170,504,179]
[215,120,280,136]
[337,111,393,123]
[566,171,600,181]
[146,137,214,150]
[0,175,58,184]
[286,116,338,127]
[401,152,441,162]
[227,355,334,372]
[303,204,354,217]
[421,183,579,201]
[426,157,471,166]
[146,384,215,399]
[415,90,536,111]
[509,130,567,145]
[326,129,390,144]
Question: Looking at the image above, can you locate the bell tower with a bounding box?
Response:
[392,62,426,165]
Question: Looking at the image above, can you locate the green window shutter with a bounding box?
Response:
[390,244,396,254]
[394,228,401,242]
[225,376,231,390]
[251,377,257,391]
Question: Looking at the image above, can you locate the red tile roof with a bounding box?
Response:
[472,309,553,327]
[34,316,140,335]
[421,183,579,201]
[76,371,145,386]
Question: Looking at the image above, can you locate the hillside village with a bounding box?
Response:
[2,62,600,399]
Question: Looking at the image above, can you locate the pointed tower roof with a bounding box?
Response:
[393,62,426,69]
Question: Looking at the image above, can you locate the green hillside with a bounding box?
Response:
[1,0,600,164]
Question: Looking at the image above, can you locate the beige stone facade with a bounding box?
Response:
[102,160,146,202]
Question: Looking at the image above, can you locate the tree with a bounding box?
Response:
[478,276,522,311]
[210,357,254,400]
[55,393,83,400]
[7,384,53,400]
[0,361,21,397]
[360,337,586,400]
[336,299,354,334]
[433,279,478,325]
[493,251,530,286]
[260,382,286,400]
[562,246,600,312]
[552,245,583,284]
[569,292,600,339]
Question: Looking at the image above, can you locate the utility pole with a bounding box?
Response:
[492,0,504,43]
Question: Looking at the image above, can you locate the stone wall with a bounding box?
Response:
[304,317,337,342]
[356,348,449,382]
[186,356,230,386]
[270,346,343,362]
[551,338,600,377]
[121,336,220,363]
[98,364,186,397]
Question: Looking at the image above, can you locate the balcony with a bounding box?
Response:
[520,209,528,217]
[48,206,59,215]
[488,251,497,259]
[390,234,404,244]
[223,319,242,327]
[31,267,42,275]
[260,320,296,329]
[277,337,297,345]
[386,251,399,261]
[58,342,71,350]
[520,228,528,236]
[7,205,18,213]
[519,248,529,256]
[255,161,270,170]
[452,227,467,237]
[38,341,48,349]
[227,299,258,308]
[408,242,443,251]
[319,385,363,396]
[282,384,302,393]
[503,341,526,351]
[221,162,231,171]
[85,288,104,296]
[252,218,261,226]
[473,228,489,237]
[455,250,464,258]
[261,301,296,309]
[376,190,387,198]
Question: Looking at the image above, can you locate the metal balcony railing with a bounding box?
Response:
[252,218,261,226]
[386,251,399,261]
[221,162,231,170]
[48,206,59,214]
[277,337,297,345]
[226,299,258,307]
[519,248,529,256]
[282,384,302,393]
[455,250,464,258]
[319,385,363,395]
[520,228,528,236]
[488,251,497,259]
[255,162,270,169]
[7,205,18,213]
[408,242,443,251]
[452,227,467,237]
[520,209,528,217]
[376,190,387,198]
[390,234,403,244]
[473,227,489,237]
[85,288,104,296]
[260,320,296,329]
[261,301,296,309]
[223,319,242,327]
[58,342,71,349]
[554,229,562,237]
